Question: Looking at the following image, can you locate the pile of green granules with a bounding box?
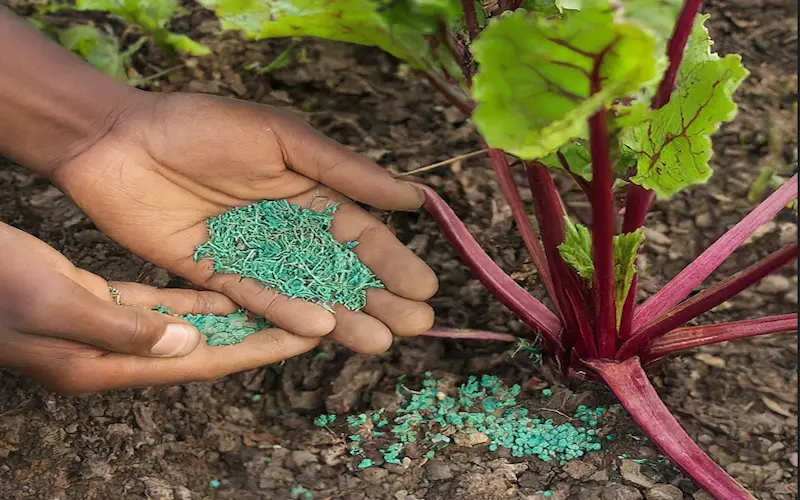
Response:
[194,199,383,311]
[315,373,608,470]
[153,199,384,346]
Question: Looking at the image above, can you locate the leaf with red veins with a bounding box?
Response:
[470,1,661,160]
[622,14,749,198]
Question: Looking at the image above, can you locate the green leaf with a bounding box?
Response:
[73,0,208,57]
[58,25,127,80]
[196,0,460,67]
[558,218,645,326]
[613,228,645,326]
[540,141,592,179]
[622,14,749,197]
[471,2,662,160]
[247,40,298,73]
[163,33,212,55]
[520,0,561,16]
[27,17,49,31]
[558,216,594,282]
[75,0,176,30]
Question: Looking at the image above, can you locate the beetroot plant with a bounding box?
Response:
[196,0,798,497]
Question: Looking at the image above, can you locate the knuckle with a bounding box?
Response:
[318,155,348,184]
[354,222,379,245]
[262,329,289,355]
[260,292,283,320]
[193,292,218,315]
[123,313,158,352]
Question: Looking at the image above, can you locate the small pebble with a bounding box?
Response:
[645,483,684,500]
[695,213,712,228]
[757,274,791,295]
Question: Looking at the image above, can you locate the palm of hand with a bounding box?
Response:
[54,93,438,354]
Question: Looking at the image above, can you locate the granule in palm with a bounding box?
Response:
[153,306,271,346]
[194,200,383,311]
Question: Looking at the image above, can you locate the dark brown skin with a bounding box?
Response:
[0,9,438,394]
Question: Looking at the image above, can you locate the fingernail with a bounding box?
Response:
[150,323,200,357]
[408,183,427,208]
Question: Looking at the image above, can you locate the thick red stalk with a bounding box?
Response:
[633,174,798,331]
[621,184,656,233]
[460,0,479,40]
[526,162,597,357]
[486,148,557,305]
[618,185,657,339]
[651,0,705,109]
[421,327,517,342]
[620,0,703,335]
[645,314,798,359]
[586,41,619,357]
[619,243,798,358]
[588,106,618,357]
[618,275,639,339]
[412,182,564,350]
[586,357,756,500]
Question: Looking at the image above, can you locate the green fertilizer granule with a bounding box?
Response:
[315,373,608,470]
[193,200,383,312]
[153,306,271,346]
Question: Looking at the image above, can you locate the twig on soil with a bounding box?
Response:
[0,398,32,417]
[420,327,517,342]
[396,148,490,177]
[133,63,185,86]
[535,407,578,421]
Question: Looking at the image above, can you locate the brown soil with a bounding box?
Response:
[0,1,797,499]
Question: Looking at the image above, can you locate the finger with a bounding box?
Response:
[270,109,425,211]
[32,276,202,358]
[205,274,335,337]
[108,281,239,315]
[362,289,435,337]
[327,305,393,355]
[35,329,319,395]
[290,187,439,302]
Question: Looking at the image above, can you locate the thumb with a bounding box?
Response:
[39,278,202,357]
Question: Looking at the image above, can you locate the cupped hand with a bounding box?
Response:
[0,222,319,395]
[51,92,438,354]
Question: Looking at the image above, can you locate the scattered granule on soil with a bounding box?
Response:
[153,306,271,346]
[289,486,314,499]
[316,373,608,470]
[193,200,383,312]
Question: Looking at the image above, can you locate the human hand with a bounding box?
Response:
[48,92,438,355]
[0,222,319,395]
